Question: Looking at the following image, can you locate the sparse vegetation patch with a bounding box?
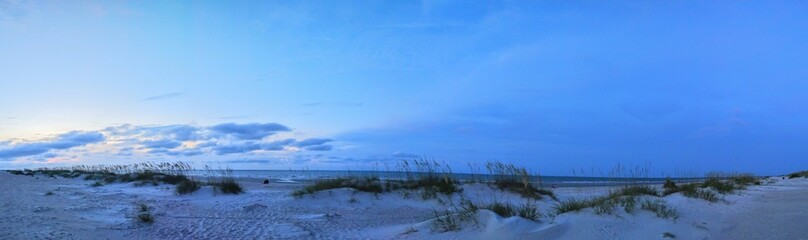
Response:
[641,199,679,220]
[135,203,153,224]
[207,167,243,195]
[486,161,555,200]
[292,159,462,199]
[788,170,808,179]
[10,161,243,196]
[176,180,202,195]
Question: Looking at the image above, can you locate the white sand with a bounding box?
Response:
[1,171,806,239]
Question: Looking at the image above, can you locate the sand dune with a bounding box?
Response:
[1,171,806,239]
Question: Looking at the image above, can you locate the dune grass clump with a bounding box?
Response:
[208,170,244,195]
[485,201,516,218]
[615,185,658,197]
[294,159,463,199]
[135,203,153,224]
[555,185,664,217]
[701,178,737,194]
[32,161,197,188]
[430,198,540,232]
[345,177,384,193]
[399,159,463,199]
[664,181,719,202]
[687,188,718,202]
[592,198,618,215]
[665,173,756,200]
[729,173,759,186]
[641,199,679,220]
[293,178,351,197]
[486,161,555,200]
[555,185,657,214]
[588,194,639,215]
[292,177,383,197]
[698,172,761,194]
[17,161,244,196]
[788,170,808,179]
[431,209,461,232]
[160,174,190,185]
[176,180,202,195]
[516,202,541,221]
[403,175,461,198]
[7,169,36,176]
[662,179,679,195]
[621,196,637,213]
[554,198,591,214]
[473,201,540,221]
[214,180,243,194]
[199,165,245,195]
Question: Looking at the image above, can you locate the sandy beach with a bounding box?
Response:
[1,171,806,240]
[4,1,807,239]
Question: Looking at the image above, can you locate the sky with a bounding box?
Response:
[1,1,807,176]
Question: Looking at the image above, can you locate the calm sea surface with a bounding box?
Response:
[189,170,699,187]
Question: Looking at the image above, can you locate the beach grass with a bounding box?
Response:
[701,178,737,194]
[641,199,679,220]
[554,198,591,214]
[554,185,659,215]
[788,170,808,179]
[486,161,555,200]
[431,209,461,232]
[662,173,760,202]
[13,161,242,195]
[213,178,243,194]
[292,159,462,199]
[292,177,383,197]
[135,203,153,224]
[176,180,202,195]
[553,184,679,220]
[205,167,243,195]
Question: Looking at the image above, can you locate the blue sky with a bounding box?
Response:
[1,1,807,176]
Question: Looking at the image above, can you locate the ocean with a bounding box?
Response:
[190,170,697,187]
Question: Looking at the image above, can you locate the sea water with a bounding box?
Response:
[190,170,697,187]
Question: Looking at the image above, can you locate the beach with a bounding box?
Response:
[1,171,806,240]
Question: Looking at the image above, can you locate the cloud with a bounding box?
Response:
[303,145,332,151]
[0,131,105,160]
[294,138,333,147]
[141,139,181,149]
[208,137,336,155]
[117,147,134,156]
[149,148,203,156]
[289,138,334,151]
[261,139,295,150]
[212,142,261,155]
[140,92,183,101]
[0,122,333,163]
[210,123,291,140]
[224,159,273,164]
[104,124,202,141]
